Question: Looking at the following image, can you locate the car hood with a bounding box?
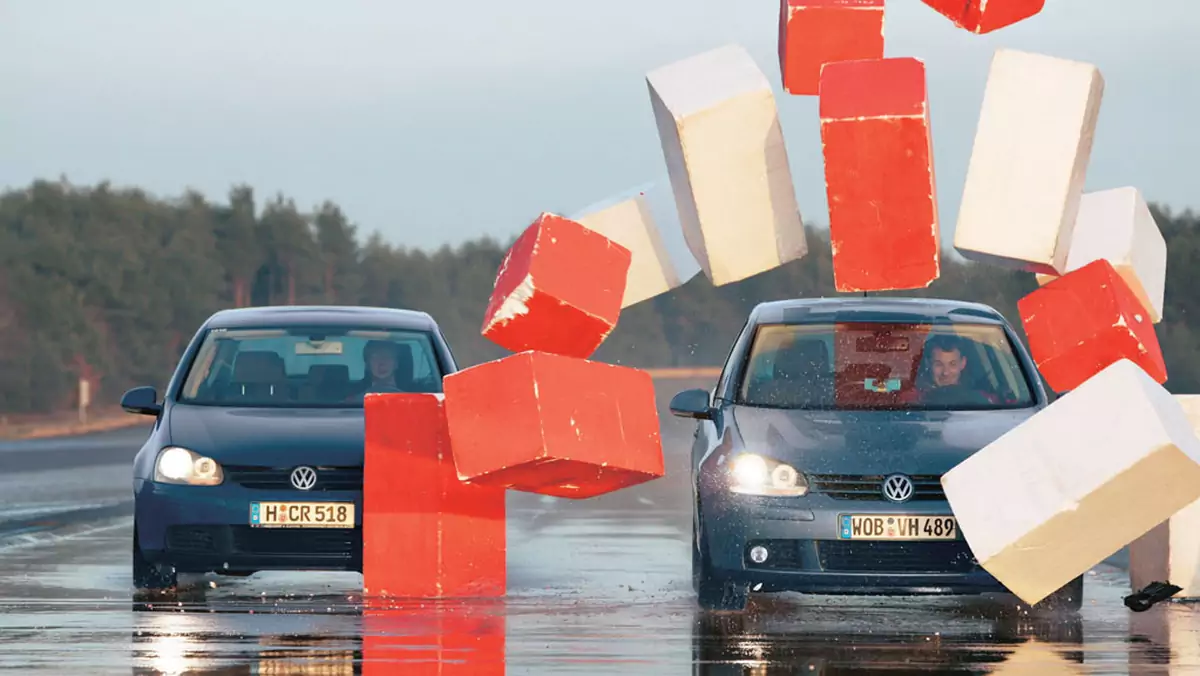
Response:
[167,404,365,466]
[730,405,1037,475]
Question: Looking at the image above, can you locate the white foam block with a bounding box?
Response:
[941,359,1200,606]
[572,181,700,307]
[954,49,1105,275]
[1034,187,1167,323]
[1129,395,1200,598]
[646,44,807,286]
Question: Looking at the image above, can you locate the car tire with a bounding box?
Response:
[132,522,177,591]
[693,499,749,612]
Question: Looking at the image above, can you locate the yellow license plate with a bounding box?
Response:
[250,502,355,528]
[839,514,957,541]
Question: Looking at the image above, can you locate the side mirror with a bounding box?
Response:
[669,388,713,420]
[121,386,162,416]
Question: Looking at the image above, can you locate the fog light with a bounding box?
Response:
[749,545,769,564]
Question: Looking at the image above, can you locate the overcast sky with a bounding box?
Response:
[3,0,1197,251]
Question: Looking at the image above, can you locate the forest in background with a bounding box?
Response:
[1,178,1197,415]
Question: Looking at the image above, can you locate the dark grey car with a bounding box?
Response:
[671,297,1084,612]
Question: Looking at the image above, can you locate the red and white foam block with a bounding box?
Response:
[920,0,1045,34]
[819,57,940,292]
[646,44,808,286]
[1035,187,1167,323]
[953,49,1105,274]
[362,393,505,599]
[572,183,696,308]
[363,601,505,675]
[481,212,631,359]
[1018,258,1167,394]
[778,0,885,96]
[1130,396,1200,599]
[443,351,664,499]
[942,359,1200,607]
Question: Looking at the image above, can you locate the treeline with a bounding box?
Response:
[1,179,1198,415]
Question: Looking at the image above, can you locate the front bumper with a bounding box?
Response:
[134,478,362,574]
[700,491,1008,596]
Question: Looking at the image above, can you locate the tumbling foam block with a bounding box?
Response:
[1018,258,1167,394]
[920,0,1045,34]
[481,212,631,359]
[362,601,505,675]
[443,351,665,499]
[573,185,690,308]
[819,57,940,292]
[362,393,505,599]
[954,49,1104,274]
[1035,187,1167,323]
[942,359,1200,606]
[646,44,807,286]
[778,0,885,96]
[1129,396,1200,599]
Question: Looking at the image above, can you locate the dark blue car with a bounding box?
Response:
[121,306,458,591]
[671,297,1084,612]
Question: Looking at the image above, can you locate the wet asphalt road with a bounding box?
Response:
[2,386,1200,674]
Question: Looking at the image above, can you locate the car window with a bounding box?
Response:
[736,322,1035,411]
[178,326,444,408]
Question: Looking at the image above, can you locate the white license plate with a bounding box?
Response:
[839,514,957,541]
[250,502,356,529]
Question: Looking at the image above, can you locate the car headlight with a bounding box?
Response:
[154,446,224,486]
[728,453,808,497]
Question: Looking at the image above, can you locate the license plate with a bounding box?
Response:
[839,514,957,541]
[250,502,355,529]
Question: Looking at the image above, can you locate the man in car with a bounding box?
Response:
[348,340,411,397]
[919,334,998,404]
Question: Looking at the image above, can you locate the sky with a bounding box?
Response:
[3,0,1198,252]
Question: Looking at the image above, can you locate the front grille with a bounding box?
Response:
[224,466,362,491]
[809,474,945,501]
[817,540,977,573]
[231,526,360,557]
[165,525,360,559]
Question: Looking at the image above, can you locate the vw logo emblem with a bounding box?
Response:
[881,474,914,503]
[290,466,318,491]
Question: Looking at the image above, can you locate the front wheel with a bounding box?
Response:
[693,500,749,612]
[132,523,177,592]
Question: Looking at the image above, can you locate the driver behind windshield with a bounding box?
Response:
[919,334,998,404]
[349,340,412,397]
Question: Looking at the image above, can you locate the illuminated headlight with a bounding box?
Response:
[729,453,808,497]
[154,446,224,486]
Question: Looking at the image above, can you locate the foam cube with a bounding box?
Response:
[646,44,807,286]
[481,213,631,359]
[778,0,885,96]
[819,57,940,292]
[953,49,1105,275]
[363,602,505,675]
[1034,187,1167,323]
[363,393,505,599]
[920,0,1045,33]
[443,351,665,499]
[1018,258,1167,394]
[942,359,1200,606]
[572,183,694,308]
[1130,395,1200,599]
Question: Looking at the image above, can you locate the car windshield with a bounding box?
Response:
[178,326,444,408]
[737,322,1036,411]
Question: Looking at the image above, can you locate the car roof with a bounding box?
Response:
[749,297,1010,326]
[203,305,440,331]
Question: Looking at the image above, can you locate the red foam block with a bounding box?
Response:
[778,0,885,96]
[363,601,505,675]
[481,212,631,359]
[363,393,506,599]
[443,351,665,499]
[1018,258,1168,394]
[920,0,1044,33]
[819,57,940,292]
